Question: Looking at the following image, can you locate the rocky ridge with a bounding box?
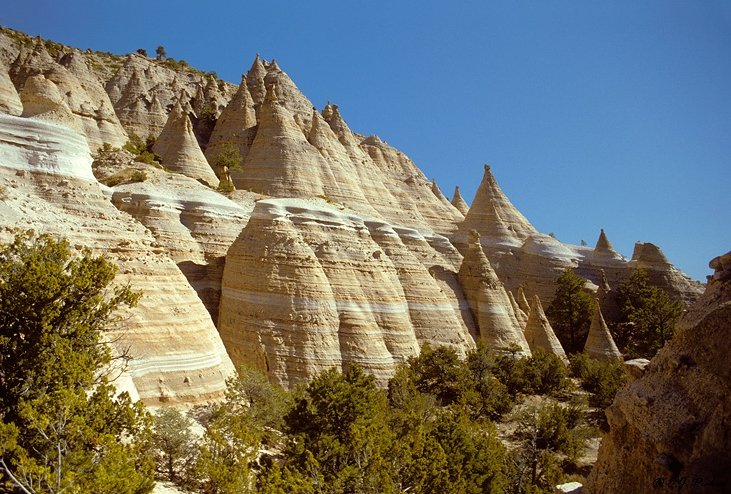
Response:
[0,26,704,394]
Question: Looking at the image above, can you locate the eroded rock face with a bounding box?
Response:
[0,113,234,404]
[0,59,22,116]
[585,255,731,493]
[218,198,476,387]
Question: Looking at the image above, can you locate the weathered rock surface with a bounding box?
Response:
[524,295,567,360]
[153,103,219,187]
[458,230,530,354]
[585,255,731,493]
[0,58,22,115]
[451,185,470,215]
[0,113,234,404]
[218,198,478,387]
[583,305,622,360]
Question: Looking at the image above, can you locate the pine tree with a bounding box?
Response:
[0,232,153,493]
[545,269,595,354]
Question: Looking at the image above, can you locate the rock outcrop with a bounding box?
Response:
[19,74,79,129]
[152,103,219,187]
[524,295,567,360]
[585,254,731,493]
[458,231,530,354]
[0,59,22,115]
[0,113,234,404]
[583,305,622,360]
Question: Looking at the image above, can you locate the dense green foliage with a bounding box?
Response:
[0,232,153,493]
[612,269,683,358]
[569,353,628,410]
[546,269,596,353]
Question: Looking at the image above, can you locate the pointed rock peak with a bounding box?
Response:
[452,185,470,215]
[239,73,248,87]
[595,228,616,254]
[459,163,537,246]
[250,53,264,72]
[516,287,531,315]
[322,101,333,119]
[264,82,278,103]
[524,295,567,359]
[584,305,622,360]
[269,59,281,72]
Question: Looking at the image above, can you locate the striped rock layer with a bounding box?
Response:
[0,113,234,404]
[218,198,475,387]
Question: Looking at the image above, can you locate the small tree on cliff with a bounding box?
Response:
[546,269,595,354]
[0,231,154,493]
[156,45,167,60]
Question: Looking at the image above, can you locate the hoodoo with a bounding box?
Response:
[583,305,622,360]
[152,102,219,187]
[524,295,567,361]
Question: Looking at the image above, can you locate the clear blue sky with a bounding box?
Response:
[3,1,729,281]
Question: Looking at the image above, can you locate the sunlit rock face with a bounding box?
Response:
[152,103,219,187]
[0,113,234,405]
[585,254,731,493]
[218,198,475,388]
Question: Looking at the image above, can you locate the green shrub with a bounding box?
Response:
[492,349,569,397]
[570,353,627,409]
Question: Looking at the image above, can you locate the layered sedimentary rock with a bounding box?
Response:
[451,186,470,215]
[97,157,253,323]
[586,255,731,493]
[153,104,219,187]
[0,113,234,404]
[583,305,622,360]
[455,164,538,250]
[219,198,427,387]
[524,295,567,360]
[457,231,530,354]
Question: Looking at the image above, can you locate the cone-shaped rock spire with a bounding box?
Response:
[594,228,618,255]
[525,295,567,360]
[584,305,622,360]
[458,230,531,354]
[205,75,257,172]
[152,104,219,187]
[457,164,538,250]
[452,186,470,215]
[246,54,267,105]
